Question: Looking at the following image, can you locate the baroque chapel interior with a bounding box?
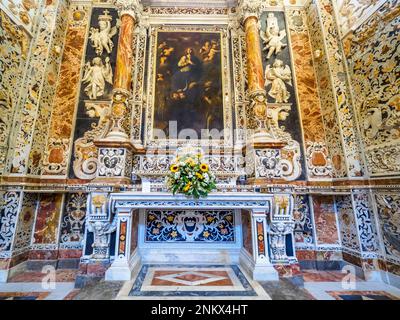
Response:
[0,0,399,301]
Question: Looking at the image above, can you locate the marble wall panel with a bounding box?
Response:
[9,0,68,174]
[316,0,365,177]
[352,191,380,254]
[27,0,69,175]
[241,210,253,257]
[335,195,360,252]
[311,195,340,245]
[131,210,139,254]
[69,7,119,179]
[0,192,21,256]
[287,8,333,179]
[345,0,400,176]
[42,5,90,176]
[59,192,87,248]
[0,10,30,174]
[305,2,348,178]
[32,193,63,245]
[12,193,37,254]
[375,193,400,264]
[259,10,306,181]
[293,195,314,247]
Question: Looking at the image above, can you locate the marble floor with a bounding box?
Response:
[0,266,400,300]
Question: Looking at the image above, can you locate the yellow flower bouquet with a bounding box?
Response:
[166,152,216,199]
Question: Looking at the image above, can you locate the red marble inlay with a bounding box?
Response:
[150,270,233,286]
[312,195,339,245]
[8,270,77,283]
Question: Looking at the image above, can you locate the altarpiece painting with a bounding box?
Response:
[151,31,225,138]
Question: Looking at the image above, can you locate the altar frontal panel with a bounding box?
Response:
[145,210,235,242]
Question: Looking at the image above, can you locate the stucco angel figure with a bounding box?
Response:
[89,10,118,56]
[260,24,287,60]
[82,57,113,100]
[264,59,292,103]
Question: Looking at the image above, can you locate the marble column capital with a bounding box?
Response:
[113,0,143,20]
[237,0,262,24]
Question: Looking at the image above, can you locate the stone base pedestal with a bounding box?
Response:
[239,249,279,281]
[105,251,141,281]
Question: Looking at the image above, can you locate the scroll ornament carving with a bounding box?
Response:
[73,102,111,179]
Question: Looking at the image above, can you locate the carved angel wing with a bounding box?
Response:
[264,65,273,86]
[283,65,293,86]
[109,25,118,39]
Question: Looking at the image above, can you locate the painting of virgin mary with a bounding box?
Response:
[153,31,224,138]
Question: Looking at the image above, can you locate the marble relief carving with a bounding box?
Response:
[1,0,39,33]
[145,210,235,242]
[42,5,90,176]
[305,2,347,178]
[317,0,365,177]
[27,1,69,175]
[0,10,29,174]
[334,0,383,37]
[10,0,66,174]
[346,1,400,175]
[258,11,305,181]
[71,8,119,179]
[375,193,400,263]
[287,9,333,179]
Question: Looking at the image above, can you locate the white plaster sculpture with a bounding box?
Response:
[82,57,113,100]
[260,13,286,60]
[89,9,119,56]
[264,59,292,103]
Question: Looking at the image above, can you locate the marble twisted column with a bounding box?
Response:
[239,0,278,142]
[107,10,136,140]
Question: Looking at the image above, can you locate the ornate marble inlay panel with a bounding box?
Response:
[42,5,90,176]
[305,2,347,178]
[59,193,87,247]
[346,0,400,176]
[317,0,364,177]
[32,193,63,245]
[287,9,332,179]
[70,8,119,179]
[145,210,235,242]
[311,195,340,245]
[10,0,68,174]
[375,193,400,263]
[336,195,360,252]
[0,10,29,174]
[0,192,21,256]
[293,195,314,246]
[12,193,37,254]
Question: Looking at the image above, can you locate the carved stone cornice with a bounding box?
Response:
[113,0,144,21]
